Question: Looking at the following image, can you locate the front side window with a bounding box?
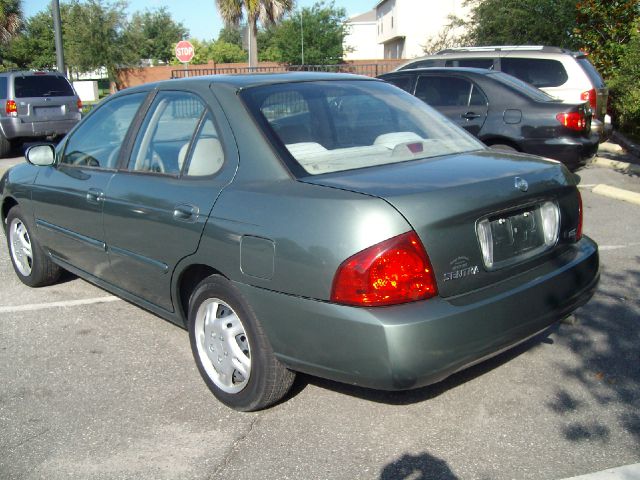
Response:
[61,92,147,168]
[445,58,494,69]
[128,91,205,175]
[383,75,414,93]
[415,76,473,107]
[242,80,483,176]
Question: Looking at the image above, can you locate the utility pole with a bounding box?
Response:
[300,9,304,65]
[52,0,65,75]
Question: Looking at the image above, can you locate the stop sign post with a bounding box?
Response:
[175,40,195,77]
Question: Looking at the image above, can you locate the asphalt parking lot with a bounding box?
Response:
[1,156,639,480]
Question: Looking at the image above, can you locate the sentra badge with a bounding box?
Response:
[444,256,479,282]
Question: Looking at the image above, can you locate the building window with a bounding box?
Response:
[391,16,394,28]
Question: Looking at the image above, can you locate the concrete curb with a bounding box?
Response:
[559,463,640,480]
[612,131,640,160]
[590,157,640,176]
[592,184,640,206]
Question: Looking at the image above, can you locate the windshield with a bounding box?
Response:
[241,80,484,176]
[489,72,556,102]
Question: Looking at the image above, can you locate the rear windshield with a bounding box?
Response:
[241,80,484,176]
[577,57,605,88]
[0,78,7,98]
[489,72,556,102]
[14,75,75,98]
[500,58,568,88]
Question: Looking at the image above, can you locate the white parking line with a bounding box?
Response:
[0,296,121,314]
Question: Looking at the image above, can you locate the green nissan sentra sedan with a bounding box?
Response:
[0,73,599,411]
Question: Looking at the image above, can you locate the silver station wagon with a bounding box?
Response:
[1,73,599,411]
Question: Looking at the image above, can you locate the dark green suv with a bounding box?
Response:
[0,71,82,157]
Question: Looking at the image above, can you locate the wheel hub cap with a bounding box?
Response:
[9,218,33,277]
[195,299,251,394]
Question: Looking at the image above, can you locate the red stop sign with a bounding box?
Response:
[175,40,195,63]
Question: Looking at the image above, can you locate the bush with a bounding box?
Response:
[608,19,640,142]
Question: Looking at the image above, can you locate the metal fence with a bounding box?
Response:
[171,63,399,79]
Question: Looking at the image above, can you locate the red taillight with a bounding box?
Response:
[331,231,438,307]
[581,88,597,111]
[556,111,586,131]
[5,100,17,116]
[77,99,83,110]
[576,190,583,242]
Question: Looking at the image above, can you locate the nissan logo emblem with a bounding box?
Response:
[515,177,528,192]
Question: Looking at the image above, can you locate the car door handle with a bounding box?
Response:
[86,188,105,205]
[462,112,482,120]
[173,204,199,223]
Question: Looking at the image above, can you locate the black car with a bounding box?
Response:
[378,67,599,168]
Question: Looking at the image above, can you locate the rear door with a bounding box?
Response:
[12,74,81,131]
[102,88,238,311]
[414,75,488,136]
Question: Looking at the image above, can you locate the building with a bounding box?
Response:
[344,10,384,60]
[344,0,469,61]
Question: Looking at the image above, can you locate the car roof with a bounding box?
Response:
[0,70,67,77]
[125,72,377,94]
[383,67,493,76]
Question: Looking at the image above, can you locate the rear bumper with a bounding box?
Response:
[591,117,613,143]
[521,134,599,167]
[0,116,80,139]
[235,237,599,390]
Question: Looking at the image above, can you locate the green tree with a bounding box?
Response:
[127,7,188,64]
[4,7,56,69]
[267,1,348,65]
[608,18,640,140]
[215,0,292,67]
[463,0,578,48]
[210,40,247,62]
[573,0,640,79]
[0,0,22,46]
[63,0,135,80]
[217,24,243,47]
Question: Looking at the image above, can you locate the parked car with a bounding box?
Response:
[0,73,599,411]
[0,70,82,158]
[396,46,611,140]
[379,67,599,168]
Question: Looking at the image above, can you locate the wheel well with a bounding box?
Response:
[1,197,18,226]
[177,264,224,325]
[482,137,521,151]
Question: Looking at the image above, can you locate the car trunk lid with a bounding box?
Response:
[303,150,579,298]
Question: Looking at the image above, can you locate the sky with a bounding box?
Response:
[22,0,376,41]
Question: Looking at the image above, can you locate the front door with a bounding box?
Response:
[102,89,236,311]
[30,92,148,276]
[414,75,488,136]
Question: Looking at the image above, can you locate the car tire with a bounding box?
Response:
[489,143,518,152]
[188,275,295,411]
[5,206,62,287]
[0,133,12,158]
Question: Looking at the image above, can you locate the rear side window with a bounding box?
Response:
[14,75,75,98]
[577,57,605,88]
[445,58,494,69]
[501,58,568,88]
[0,78,7,98]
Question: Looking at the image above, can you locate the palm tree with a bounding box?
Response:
[0,0,22,46]
[215,0,292,68]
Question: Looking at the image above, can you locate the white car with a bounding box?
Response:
[396,46,612,140]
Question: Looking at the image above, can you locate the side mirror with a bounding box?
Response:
[25,144,56,166]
